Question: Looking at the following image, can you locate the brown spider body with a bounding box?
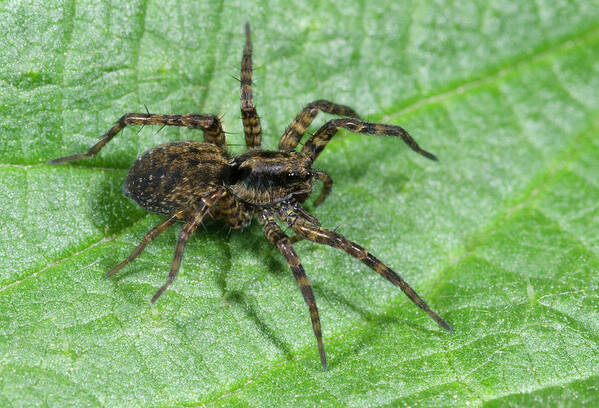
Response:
[51,23,451,370]
[228,149,314,206]
[125,142,315,226]
[124,142,229,215]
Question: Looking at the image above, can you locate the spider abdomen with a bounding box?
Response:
[124,141,230,214]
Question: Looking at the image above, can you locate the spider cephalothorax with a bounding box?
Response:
[228,149,315,206]
[51,23,451,370]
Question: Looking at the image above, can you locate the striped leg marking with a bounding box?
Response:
[282,210,452,332]
[151,189,226,304]
[50,113,226,164]
[259,212,328,370]
[214,192,252,230]
[313,170,333,207]
[301,118,438,162]
[279,100,360,151]
[241,22,262,149]
[106,208,191,278]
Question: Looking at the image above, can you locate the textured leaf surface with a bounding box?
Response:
[1,1,599,407]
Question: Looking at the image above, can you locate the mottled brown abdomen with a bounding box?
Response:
[124,141,230,215]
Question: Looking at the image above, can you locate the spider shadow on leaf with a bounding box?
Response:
[89,172,152,300]
[322,288,449,369]
[215,222,296,361]
[103,219,233,309]
[314,282,400,327]
[221,289,295,362]
[87,170,146,235]
[317,134,414,199]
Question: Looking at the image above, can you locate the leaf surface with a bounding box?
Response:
[1,1,599,406]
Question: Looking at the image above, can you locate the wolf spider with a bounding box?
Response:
[51,23,451,370]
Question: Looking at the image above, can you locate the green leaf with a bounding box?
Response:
[1,1,599,406]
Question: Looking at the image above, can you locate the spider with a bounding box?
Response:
[51,23,451,370]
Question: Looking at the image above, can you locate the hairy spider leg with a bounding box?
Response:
[151,189,226,304]
[241,22,262,149]
[213,192,252,230]
[288,170,331,244]
[288,190,325,244]
[312,170,333,207]
[280,206,452,333]
[49,113,226,164]
[301,118,438,162]
[106,208,192,278]
[259,211,327,370]
[278,100,361,151]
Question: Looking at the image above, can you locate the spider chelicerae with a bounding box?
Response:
[51,23,451,370]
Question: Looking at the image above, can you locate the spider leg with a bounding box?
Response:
[240,22,262,149]
[151,189,226,303]
[258,211,327,370]
[289,235,304,244]
[49,113,226,164]
[288,195,324,243]
[213,192,252,230]
[313,170,333,207]
[106,208,191,278]
[301,118,438,162]
[280,206,452,332]
[279,100,360,151]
